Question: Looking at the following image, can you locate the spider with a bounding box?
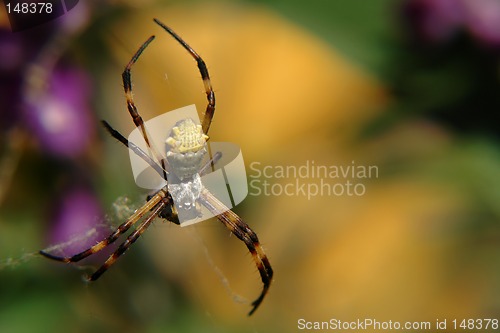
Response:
[40,18,273,316]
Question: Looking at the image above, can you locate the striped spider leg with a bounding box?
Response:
[198,190,273,316]
[153,18,215,134]
[40,18,273,316]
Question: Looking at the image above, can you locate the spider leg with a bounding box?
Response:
[153,18,216,134]
[39,190,168,263]
[88,198,167,281]
[101,121,220,183]
[199,151,222,176]
[101,120,168,180]
[198,189,273,316]
[122,35,168,179]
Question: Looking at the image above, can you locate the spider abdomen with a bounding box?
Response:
[165,118,208,180]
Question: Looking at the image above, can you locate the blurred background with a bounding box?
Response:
[1,0,500,332]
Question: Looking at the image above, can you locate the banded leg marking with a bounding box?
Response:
[88,199,167,281]
[153,18,216,134]
[39,190,167,263]
[199,189,273,316]
[122,34,168,177]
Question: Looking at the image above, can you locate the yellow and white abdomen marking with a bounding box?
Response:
[165,118,208,181]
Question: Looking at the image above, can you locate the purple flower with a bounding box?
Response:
[403,0,500,49]
[462,0,500,47]
[24,66,95,158]
[47,187,107,258]
[403,0,464,43]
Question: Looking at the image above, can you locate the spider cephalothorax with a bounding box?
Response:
[40,18,273,316]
